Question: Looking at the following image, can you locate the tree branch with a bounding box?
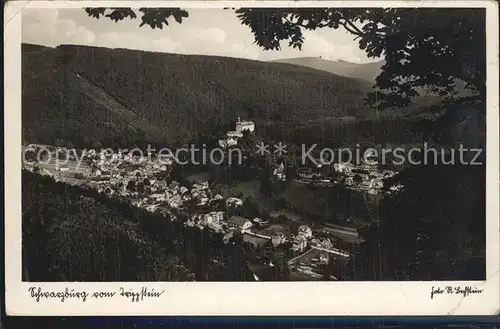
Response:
[339,21,362,37]
[283,15,329,29]
[342,19,364,36]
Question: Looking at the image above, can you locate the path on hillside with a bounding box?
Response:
[73,72,138,125]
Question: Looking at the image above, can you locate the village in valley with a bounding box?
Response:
[22,117,402,281]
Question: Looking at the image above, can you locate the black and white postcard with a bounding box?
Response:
[4,0,499,316]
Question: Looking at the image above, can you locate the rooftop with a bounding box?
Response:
[228,216,251,227]
[238,120,255,125]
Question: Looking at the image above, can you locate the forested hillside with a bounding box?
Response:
[22,43,374,149]
[22,170,194,281]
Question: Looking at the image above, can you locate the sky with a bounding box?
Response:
[22,7,374,63]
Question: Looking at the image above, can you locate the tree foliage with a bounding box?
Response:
[84,7,485,110]
[356,163,486,280]
[85,7,189,28]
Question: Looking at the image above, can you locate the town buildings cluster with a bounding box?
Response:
[287,157,401,195]
[22,118,404,280]
[23,144,353,278]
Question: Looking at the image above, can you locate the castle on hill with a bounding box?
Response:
[219,116,255,148]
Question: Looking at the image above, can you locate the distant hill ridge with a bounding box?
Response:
[22,43,375,149]
[270,57,384,82]
[271,56,470,97]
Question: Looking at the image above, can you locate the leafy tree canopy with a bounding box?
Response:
[85,7,485,110]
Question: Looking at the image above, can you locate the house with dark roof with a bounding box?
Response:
[227,216,253,232]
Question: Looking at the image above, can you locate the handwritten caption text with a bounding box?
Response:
[430,285,484,300]
[28,286,165,303]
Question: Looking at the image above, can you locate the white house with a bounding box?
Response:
[208,211,225,223]
[320,238,333,250]
[382,170,395,178]
[226,197,243,208]
[185,218,196,227]
[168,196,182,209]
[273,169,286,181]
[150,193,166,202]
[235,116,255,133]
[368,178,384,189]
[298,225,313,239]
[333,162,353,174]
[273,163,286,181]
[226,131,243,139]
[219,137,238,148]
[219,116,254,148]
[197,196,209,205]
[271,232,286,246]
[319,252,330,264]
[228,216,253,233]
[198,181,209,189]
[146,204,160,213]
[227,137,239,146]
[253,217,269,225]
[389,183,404,192]
[218,138,227,148]
[203,212,222,226]
[292,235,308,252]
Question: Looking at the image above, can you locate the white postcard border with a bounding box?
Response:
[4,0,500,316]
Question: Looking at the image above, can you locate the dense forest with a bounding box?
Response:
[355,163,486,281]
[22,43,378,149]
[22,171,193,281]
[257,116,437,150]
